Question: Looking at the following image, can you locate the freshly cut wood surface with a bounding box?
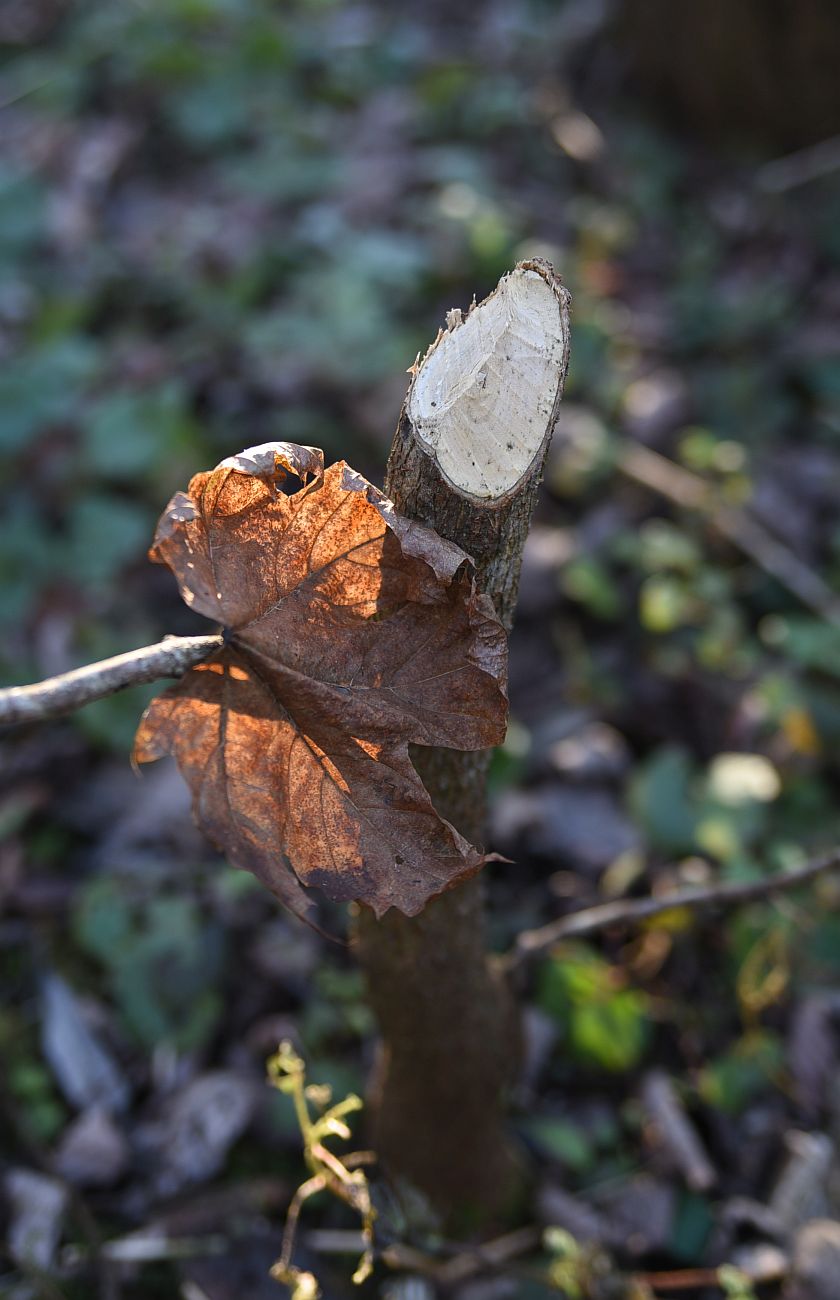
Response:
[407,263,568,502]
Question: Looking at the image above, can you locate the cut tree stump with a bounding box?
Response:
[355,259,570,1226]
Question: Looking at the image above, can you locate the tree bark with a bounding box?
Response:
[611,0,840,152]
[355,259,570,1225]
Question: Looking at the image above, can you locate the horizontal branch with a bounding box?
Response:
[507,847,840,969]
[0,634,223,726]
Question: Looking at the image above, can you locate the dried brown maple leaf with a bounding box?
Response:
[134,442,508,919]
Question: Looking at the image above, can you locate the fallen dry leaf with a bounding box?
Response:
[135,443,507,918]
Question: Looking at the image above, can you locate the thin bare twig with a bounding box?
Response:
[381,1225,542,1285]
[635,1266,725,1293]
[756,132,840,192]
[508,848,840,968]
[616,440,840,624]
[276,1174,327,1280]
[0,634,223,726]
[82,1234,229,1264]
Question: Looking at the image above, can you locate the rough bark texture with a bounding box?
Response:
[355,260,570,1224]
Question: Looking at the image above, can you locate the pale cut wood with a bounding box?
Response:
[407,262,569,503]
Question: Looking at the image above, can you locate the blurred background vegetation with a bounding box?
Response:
[2,2,840,1297]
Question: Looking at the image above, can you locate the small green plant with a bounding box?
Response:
[544,1229,660,1300]
[717,1264,757,1300]
[267,1040,376,1299]
[544,1227,611,1297]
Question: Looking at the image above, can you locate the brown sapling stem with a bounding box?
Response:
[355,259,571,1225]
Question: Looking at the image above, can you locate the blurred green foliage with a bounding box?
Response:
[72,875,226,1050]
[1,1012,67,1143]
[697,1030,784,1115]
[2,4,840,1288]
[538,944,650,1073]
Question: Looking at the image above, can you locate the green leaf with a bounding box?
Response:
[64,495,152,586]
[83,383,200,482]
[570,990,649,1072]
[538,945,649,1073]
[73,882,227,1051]
[669,1191,712,1262]
[0,166,47,258]
[639,574,695,633]
[562,556,622,620]
[522,1118,594,1171]
[628,747,697,854]
[697,1031,782,1115]
[73,876,135,963]
[0,338,98,453]
[762,616,840,679]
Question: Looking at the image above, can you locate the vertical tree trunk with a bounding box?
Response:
[355,260,571,1225]
[611,0,840,151]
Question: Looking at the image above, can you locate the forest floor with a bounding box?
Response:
[2,3,840,1298]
